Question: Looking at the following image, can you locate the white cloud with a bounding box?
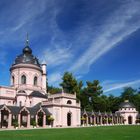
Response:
[11,0,48,31]
[48,72,62,86]
[0,0,140,88]
[102,79,140,93]
[0,0,56,44]
[41,45,72,67]
[70,1,140,74]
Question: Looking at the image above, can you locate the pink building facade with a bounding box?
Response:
[0,39,81,128]
[116,100,138,125]
[0,39,139,129]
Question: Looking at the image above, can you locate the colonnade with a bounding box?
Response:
[81,112,124,126]
[0,106,48,128]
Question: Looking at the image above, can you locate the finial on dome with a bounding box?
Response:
[23,33,32,54]
[26,33,29,46]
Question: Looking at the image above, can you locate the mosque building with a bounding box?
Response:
[0,38,81,128]
[0,38,139,129]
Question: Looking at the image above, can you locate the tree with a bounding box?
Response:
[60,72,76,94]
[80,80,103,111]
[86,80,103,97]
[120,87,136,102]
[47,86,61,94]
[80,90,91,111]
[107,94,121,113]
[133,93,140,112]
[60,72,83,98]
[92,95,107,112]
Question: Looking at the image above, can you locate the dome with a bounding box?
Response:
[12,42,40,67]
[119,100,135,108]
[23,46,32,54]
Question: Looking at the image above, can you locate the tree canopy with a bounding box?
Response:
[60,72,83,99]
[47,86,61,94]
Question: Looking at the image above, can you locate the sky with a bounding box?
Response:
[0,0,140,96]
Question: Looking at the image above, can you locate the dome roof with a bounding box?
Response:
[12,41,40,67]
[23,46,32,54]
[119,100,135,108]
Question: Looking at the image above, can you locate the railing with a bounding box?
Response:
[42,100,80,107]
[49,92,76,99]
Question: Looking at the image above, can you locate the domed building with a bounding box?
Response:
[116,100,138,124]
[0,38,81,128]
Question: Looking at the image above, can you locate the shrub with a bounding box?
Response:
[81,117,86,121]
[31,119,37,126]
[48,116,54,126]
[108,118,112,123]
[136,119,140,123]
[48,116,54,121]
[32,120,37,126]
[13,120,19,128]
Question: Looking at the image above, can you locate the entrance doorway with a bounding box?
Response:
[20,110,28,127]
[1,109,9,128]
[38,111,43,127]
[67,113,72,126]
[128,116,132,124]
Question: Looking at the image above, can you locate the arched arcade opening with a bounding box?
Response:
[128,116,132,124]
[67,112,72,126]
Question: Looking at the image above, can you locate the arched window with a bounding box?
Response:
[19,101,22,107]
[67,100,72,104]
[21,75,26,84]
[34,76,38,86]
[12,76,15,85]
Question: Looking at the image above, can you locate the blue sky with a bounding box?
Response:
[0,0,140,96]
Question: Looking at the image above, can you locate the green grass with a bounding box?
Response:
[0,125,140,140]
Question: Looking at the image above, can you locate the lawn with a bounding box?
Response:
[0,125,140,140]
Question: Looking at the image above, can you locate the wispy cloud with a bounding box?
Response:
[40,0,140,85]
[41,45,72,68]
[48,72,62,86]
[70,0,140,74]
[0,0,140,88]
[103,79,140,93]
[0,0,53,45]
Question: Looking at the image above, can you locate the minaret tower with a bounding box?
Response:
[41,61,47,93]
